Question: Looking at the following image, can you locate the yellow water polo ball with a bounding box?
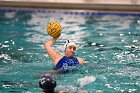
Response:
[46,22,62,37]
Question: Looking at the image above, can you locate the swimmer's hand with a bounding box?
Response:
[53,33,61,40]
[78,58,85,64]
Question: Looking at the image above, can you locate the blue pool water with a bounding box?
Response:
[0,9,140,93]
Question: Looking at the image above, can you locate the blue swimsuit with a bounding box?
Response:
[55,56,79,72]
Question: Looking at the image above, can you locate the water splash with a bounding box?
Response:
[77,76,96,88]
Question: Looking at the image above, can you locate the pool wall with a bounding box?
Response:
[0,0,140,12]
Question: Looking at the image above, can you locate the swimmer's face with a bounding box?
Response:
[65,45,76,58]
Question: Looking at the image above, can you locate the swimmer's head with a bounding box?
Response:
[64,40,77,58]
[39,74,56,92]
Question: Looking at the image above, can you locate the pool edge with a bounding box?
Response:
[0,1,140,12]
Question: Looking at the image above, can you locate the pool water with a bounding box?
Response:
[0,9,140,93]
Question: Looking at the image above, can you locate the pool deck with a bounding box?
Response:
[0,0,140,12]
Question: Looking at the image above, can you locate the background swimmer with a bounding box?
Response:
[39,74,66,93]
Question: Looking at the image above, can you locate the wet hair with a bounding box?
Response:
[39,74,56,93]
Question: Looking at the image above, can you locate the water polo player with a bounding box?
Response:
[44,36,84,72]
[39,74,65,93]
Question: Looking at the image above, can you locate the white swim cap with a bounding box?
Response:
[64,40,76,50]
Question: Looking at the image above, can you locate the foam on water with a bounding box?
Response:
[77,76,96,88]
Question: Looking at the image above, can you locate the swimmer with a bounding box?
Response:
[44,35,84,72]
[39,74,66,93]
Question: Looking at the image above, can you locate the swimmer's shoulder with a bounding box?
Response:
[55,90,68,93]
[54,55,64,65]
[77,57,85,64]
[40,90,67,93]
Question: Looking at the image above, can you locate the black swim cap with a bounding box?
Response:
[39,74,56,91]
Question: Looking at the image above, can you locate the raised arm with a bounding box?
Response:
[44,37,63,65]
